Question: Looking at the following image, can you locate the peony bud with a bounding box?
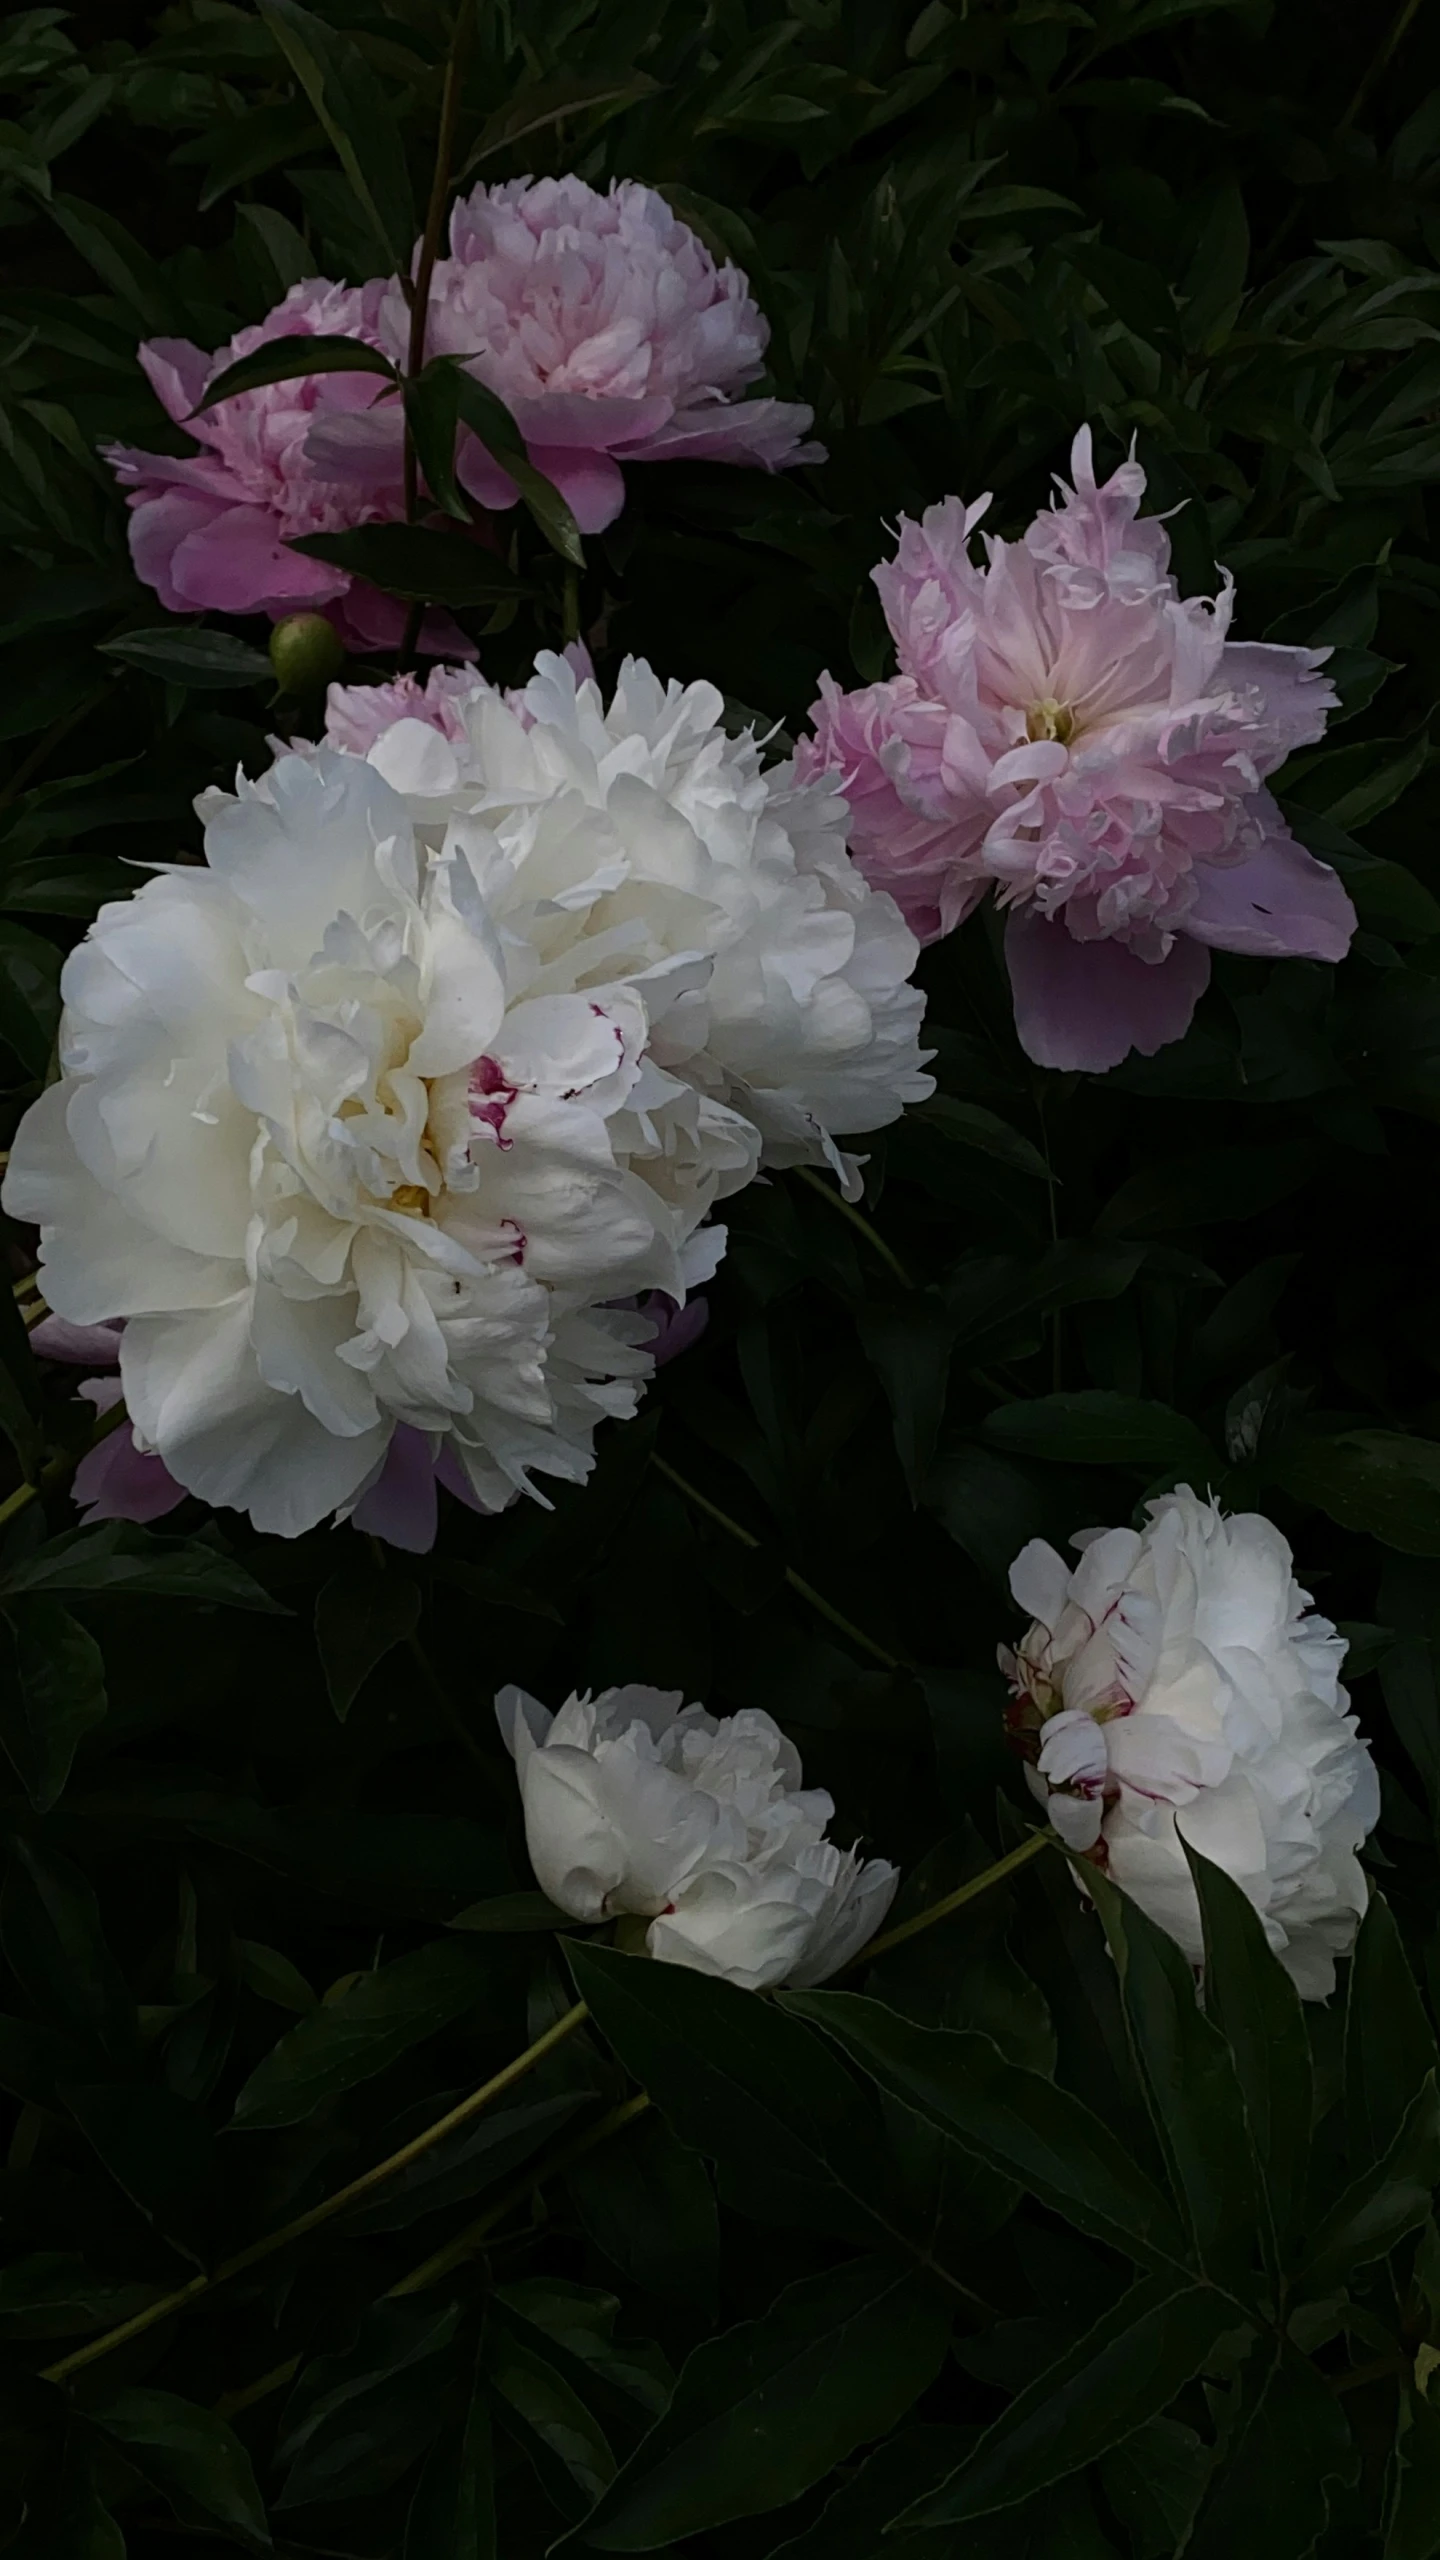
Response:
[495,1683,898,1991]
[269,612,345,693]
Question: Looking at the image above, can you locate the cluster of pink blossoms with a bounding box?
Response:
[798,430,1355,1072]
[105,176,818,638]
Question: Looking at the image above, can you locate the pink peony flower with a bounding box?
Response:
[423,176,823,534]
[319,641,597,760]
[798,430,1356,1072]
[105,278,469,654]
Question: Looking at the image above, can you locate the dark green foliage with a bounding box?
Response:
[2,1,1440,2552]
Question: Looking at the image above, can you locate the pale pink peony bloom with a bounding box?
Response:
[421,175,822,533]
[105,279,469,653]
[798,431,1356,1072]
[320,643,593,757]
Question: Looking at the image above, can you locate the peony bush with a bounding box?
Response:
[1,3,1439,2554]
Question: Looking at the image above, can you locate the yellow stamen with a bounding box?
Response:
[1026,698,1076,746]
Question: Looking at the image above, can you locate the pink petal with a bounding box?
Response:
[1005,907,1212,1072]
[125,489,230,612]
[74,1428,187,1525]
[28,1316,124,1367]
[1184,801,1357,962]
[169,505,348,613]
[137,336,213,425]
[506,391,672,450]
[528,444,626,534]
[349,1424,439,1553]
[630,398,821,470]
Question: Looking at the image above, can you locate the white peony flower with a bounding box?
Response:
[1003,1488,1379,1997]
[308,649,934,1200]
[2,748,753,1539]
[496,1683,899,1990]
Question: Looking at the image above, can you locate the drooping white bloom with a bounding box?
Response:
[497,1683,899,1990]
[1003,1488,1379,1997]
[310,650,934,1200]
[5,656,929,1541]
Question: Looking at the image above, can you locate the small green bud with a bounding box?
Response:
[268,613,345,694]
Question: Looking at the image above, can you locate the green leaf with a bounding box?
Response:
[404,361,466,519]
[1345,1894,1439,2164]
[92,2389,270,2546]
[494,2279,670,2417]
[452,366,587,566]
[1267,1431,1440,1555]
[257,0,416,272]
[1087,1866,1261,2285]
[980,1390,1220,1478]
[0,1598,106,1811]
[1183,2345,1357,2558]
[0,1837,135,2065]
[1099,2414,1210,2558]
[289,522,531,605]
[231,1937,512,2128]
[314,1555,421,1718]
[98,627,275,687]
[405,2357,496,2560]
[1183,1840,1311,2258]
[279,2300,460,2507]
[1300,2074,1440,2290]
[856,1293,954,1498]
[927,1444,1054,1588]
[449,1892,574,1933]
[566,1943,974,2264]
[571,2256,951,2549]
[0,1524,285,1610]
[1096,1144,1316,1235]
[489,2329,615,2520]
[567,2106,719,2312]
[63,2081,214,2268]
[783,1988,1191,2272]
[0,917,60,1076]
[236,200,315,296]
[0,2253,163,2340]
[344,2091,584,2236]
[1386,2385,1440,2560]
[917,1094,1053,1180]
[192,331,398,414]
[237,1940,316,2013]
[46,194,183,333]
[764,2424,971,2558]
[897,2275,1236,2527]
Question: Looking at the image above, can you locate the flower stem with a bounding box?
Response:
[796,1165,912,1289]
[402,0,474,518]
[40,2000,591,2385]
[389,2089,651,2296]
[849,1828,1053,1970]
[653,1454,902,1671]
[0,1394,133,1534]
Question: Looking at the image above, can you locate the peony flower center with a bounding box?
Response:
[1026,697,1076,747]
[389,1184,432,1218]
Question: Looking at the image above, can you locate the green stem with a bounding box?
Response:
[390,2090,652,2296]
[402,0,474,519]
[848,1828,1053,1970]
[41,2001,590,2385]
[0,1395,132,1534]
[653,1454,902,1671]
[796,1165,911,1289]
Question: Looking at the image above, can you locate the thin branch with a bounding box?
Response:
[41,2000,590,2384]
